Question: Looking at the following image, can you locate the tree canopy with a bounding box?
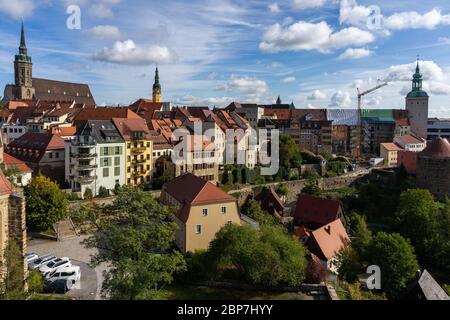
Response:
[83,185,186,300]
[25,175,68,231]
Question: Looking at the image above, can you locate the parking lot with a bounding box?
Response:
[28,235,109,300]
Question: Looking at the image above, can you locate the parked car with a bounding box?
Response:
[46,266,81,285]
[26,253,39,263]
[43,279,75,294]
[28,255,57,270]
[39,257,71,277]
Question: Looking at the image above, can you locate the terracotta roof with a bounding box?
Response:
[381,142,403,151]
[291,109,327,121]
[264,108,291,120]
[0,170,14,196]
[176,135,214,151]
[6,100,35,110]
[164,173,236,206]
[112,118,153,141]
[308,219,350,261]
[3,153,32,173]
[49,126,77,137]
[396,134,424,145]
[73,107,141,124]
[293,194,343,228]
[419,137,450,158]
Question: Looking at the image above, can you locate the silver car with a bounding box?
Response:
[28,254,57,270]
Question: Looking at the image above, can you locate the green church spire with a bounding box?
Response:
[407,57,428,98]
[19,21,27,55]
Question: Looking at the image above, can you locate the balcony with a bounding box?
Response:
[131,170,147,177]
[131,147,146,154]
[71,152,98,159]
[76,175,97,184]
[73,164,98,171]
[131,158,146,165]
[71,139,96,147]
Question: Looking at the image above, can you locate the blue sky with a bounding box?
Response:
[1,0,450,117]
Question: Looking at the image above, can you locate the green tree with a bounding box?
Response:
[98,186,109,198]
[83,188,93,200]
[240,199,277,226]
[27,270,44,294]
[335,246,363,283]
[366,232,419,297]
[279,134,302,179]
[83,186,186,300]
[25,175,68,231]
[302,183,322,196]
[0,240,25,299]
[208,224,307,287]
[395,189,438,262]
[275,184,288,197]
[152,176,171,190]
[347,212,372,259]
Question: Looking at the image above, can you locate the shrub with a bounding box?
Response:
[83,188,93,200]
[98,186,109,198]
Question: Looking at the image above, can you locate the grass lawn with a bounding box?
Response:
[162,284,311,300]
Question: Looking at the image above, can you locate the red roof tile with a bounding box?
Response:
[0,170,14,196]
[3,153,32,173]
[308,219,350,261]
[293,194,344,228]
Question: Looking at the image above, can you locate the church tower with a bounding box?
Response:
[406,59,429,140]
[152,66,162,103]
[13,22,35,100]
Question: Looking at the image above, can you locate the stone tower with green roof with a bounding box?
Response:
[406,59,429,140]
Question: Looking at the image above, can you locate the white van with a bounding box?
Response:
[46,266,81,285]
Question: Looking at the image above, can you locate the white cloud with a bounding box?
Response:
[94,40,177,65]
[384,8,450,30]
[329,90,352,107]
[175,95,235,107]
[340,1,450,31]
[89,3,114,18]
[260,21,374,53]
[363,95,382,106]
[268,3,280,13]
[339,0,372,27]
[216,75,269,99]
[0,0,34,19]
[293,0,327,10]
[338,48,372,60]
[385,60,445,82]
[85,25,122,40]
[282,76,296,83]
[308,89,327,100]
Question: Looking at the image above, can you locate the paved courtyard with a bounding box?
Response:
[28,235,109,300]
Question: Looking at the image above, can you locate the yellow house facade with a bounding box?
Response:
[112,118,154,186]
[160,173,241,253]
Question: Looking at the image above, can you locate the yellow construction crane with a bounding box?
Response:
[354,81,388,161]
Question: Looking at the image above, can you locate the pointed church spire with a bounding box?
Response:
[276,95,282,105]
[152,66,162,102]
[19,21,28,56]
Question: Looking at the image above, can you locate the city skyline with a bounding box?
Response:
[1,1,450,117]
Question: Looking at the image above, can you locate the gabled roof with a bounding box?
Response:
[8,132,65,150]
[0,170,14,196]
[164,173,236,206]
[293,194,343,228]
[49,126,77,137]
[112,118,153,141]
[381,142,402,152]
[419,137,450,158]
[308,219,350,261]
[291,109,327,121]
[73,107,141,124]
[32,78,95,105]
[3,153,32,173]
[77,120,124,144]
[395,134,424,145]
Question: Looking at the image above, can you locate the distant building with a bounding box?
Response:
[416,137,450,200]
[394,134,426,152]
[1,23,95,106]
[152,67,162,103]
[112,118,154,186]
[66,120,125,197]
[427,118,450,141]
[254,187,287,218]
[327,109,360,157]
[361,109,396,156]
[6,132,65,184]
[380,142,402,167]
[406,60,429,140]
[160,135,219,182]
[160,173,241,253]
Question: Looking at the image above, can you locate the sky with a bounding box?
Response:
[0,0,450,117]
